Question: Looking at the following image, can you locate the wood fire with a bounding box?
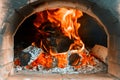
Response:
[14,8,107,73]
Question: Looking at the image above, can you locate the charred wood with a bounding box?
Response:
[19,51,31,66]
[69,53,81,66]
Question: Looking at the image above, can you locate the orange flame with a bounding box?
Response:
[30,52,53,69]
[26,8,96,69]
[73,52,96,69]
[47,8,83,39]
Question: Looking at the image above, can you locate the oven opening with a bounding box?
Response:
[14,7,107,74]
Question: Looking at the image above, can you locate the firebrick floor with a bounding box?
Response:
[7,72,119,80]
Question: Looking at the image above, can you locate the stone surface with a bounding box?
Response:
[107,35,120,79]
[91,3,119,35]
[109,35,120,50]
[108,50,120,65]
[62,73,118,80]
[116,36,120,50]
[0,62,13,80]
[0,22,11,35]
[0,49,13,66]
[7,12,26,36]
[7,73,118,80]
[0,35,13,50]
[88,0,120,22]
[0,0,120,26]
[109,35,117,50]
[108,61,120,79]
[108,35,120,65]
[0,0,10,28]
[0,0,28,30]
[7,73,62,80]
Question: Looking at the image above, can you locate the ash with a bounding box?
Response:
[41,61,107,74]
[15,61,107,74]
[22,46,43,65]
[15,46,107,74]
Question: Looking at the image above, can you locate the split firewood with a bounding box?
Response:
[90,44,108,64]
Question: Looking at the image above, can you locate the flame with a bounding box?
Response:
[28,51,68,69]
[73,52,96,69]
[47,8,82,39]
[30,52,53,69]
[25,8,96,69]
[55,53,68,68]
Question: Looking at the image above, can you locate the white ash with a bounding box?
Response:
[15,59,107,74]
[15,46,107,74]
[15,66,23,71]
[22,46,43,65]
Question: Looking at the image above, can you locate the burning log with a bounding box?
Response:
[69,51,96,69]
[14,45,42,66]
[69,53,81,66]
[90,44,108,64]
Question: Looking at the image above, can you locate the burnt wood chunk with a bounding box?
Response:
[69,53,81,66]
[56,36,73,53]
[19,51,31,66]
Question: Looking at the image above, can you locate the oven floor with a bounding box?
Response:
[7,72,118,80]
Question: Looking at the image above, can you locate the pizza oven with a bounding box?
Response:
[0,0,120,80]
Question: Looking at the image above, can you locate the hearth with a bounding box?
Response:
[0,0,120,80]
[14,7,107,74]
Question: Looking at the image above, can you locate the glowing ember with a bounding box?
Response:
[30,52,53,69]
[73,51,96,69]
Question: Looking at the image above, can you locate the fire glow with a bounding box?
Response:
[15,8,96,70]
